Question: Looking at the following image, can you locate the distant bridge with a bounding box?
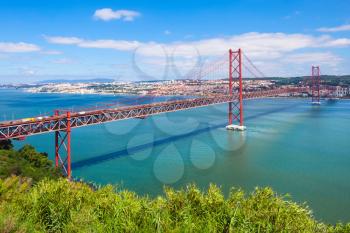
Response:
[0,49,318,178]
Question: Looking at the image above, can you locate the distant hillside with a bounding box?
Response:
[260,75,350,80]
[37,78,116,84]
[270,75,350,86]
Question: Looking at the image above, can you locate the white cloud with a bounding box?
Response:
[282,52,342,65]
[169,33,319,58]
[44,36,83,45]
[317,24,350,32]
[46,32,349,58]
[44,36,142,51]
[79,40,141,50]
[45,32,350,76]
[94,8,140,21]
[242,51,343,77]
[0,42,40,53]
[41,50,63,55]
[322,38,350,47]
[130,32,349,58]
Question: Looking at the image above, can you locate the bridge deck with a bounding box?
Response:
[0,87,307,140]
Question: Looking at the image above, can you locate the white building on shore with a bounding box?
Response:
[335,86,349,97]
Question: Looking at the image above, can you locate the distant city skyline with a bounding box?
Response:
[0,0,350,83]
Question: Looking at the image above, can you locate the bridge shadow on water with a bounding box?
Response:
[72,101,303,169]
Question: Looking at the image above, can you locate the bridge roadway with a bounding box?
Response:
[0,87,307,140]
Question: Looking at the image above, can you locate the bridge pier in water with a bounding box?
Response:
[227,48,246,131]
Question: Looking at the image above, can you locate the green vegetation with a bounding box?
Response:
[320,75,350,87]
[0,141,61,182]
[1,177,350,232]
[275,75,350,87]
[0,141,350,232]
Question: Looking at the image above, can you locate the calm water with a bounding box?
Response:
[1,89,349,223]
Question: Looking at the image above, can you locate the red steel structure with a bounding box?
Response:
[228,49,244,126]
[55,110,71,177]
[0,49,311,178]
[311,66,321,103]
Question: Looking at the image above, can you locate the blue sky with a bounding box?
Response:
[0,0,350,83]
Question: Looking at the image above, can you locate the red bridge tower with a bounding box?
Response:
[311,66,321,105]
[227,49,246,131]
[54,110,72,179]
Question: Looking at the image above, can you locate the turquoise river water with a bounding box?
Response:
[0,88,349,223]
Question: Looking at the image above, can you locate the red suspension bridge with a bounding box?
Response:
[0,49,320,178]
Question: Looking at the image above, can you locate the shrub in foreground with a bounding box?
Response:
[0,144,61,182]
[1,176,350,232]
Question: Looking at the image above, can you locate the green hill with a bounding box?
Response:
[0,142,349,232]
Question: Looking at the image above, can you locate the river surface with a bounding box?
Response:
[1,88,349,224]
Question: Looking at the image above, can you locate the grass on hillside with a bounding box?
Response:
[1,176,350,232]
[0,142,350,232]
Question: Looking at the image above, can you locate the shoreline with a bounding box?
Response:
[23,89,350,100]
[1,87,350,100]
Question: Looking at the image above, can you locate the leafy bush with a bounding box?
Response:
[0,142,349,232]
[1,177,350,232]
[0,140,13,150]
[0,143,61,182]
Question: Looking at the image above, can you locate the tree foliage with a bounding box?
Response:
[0,140,13,150]
[0,143,61,182]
